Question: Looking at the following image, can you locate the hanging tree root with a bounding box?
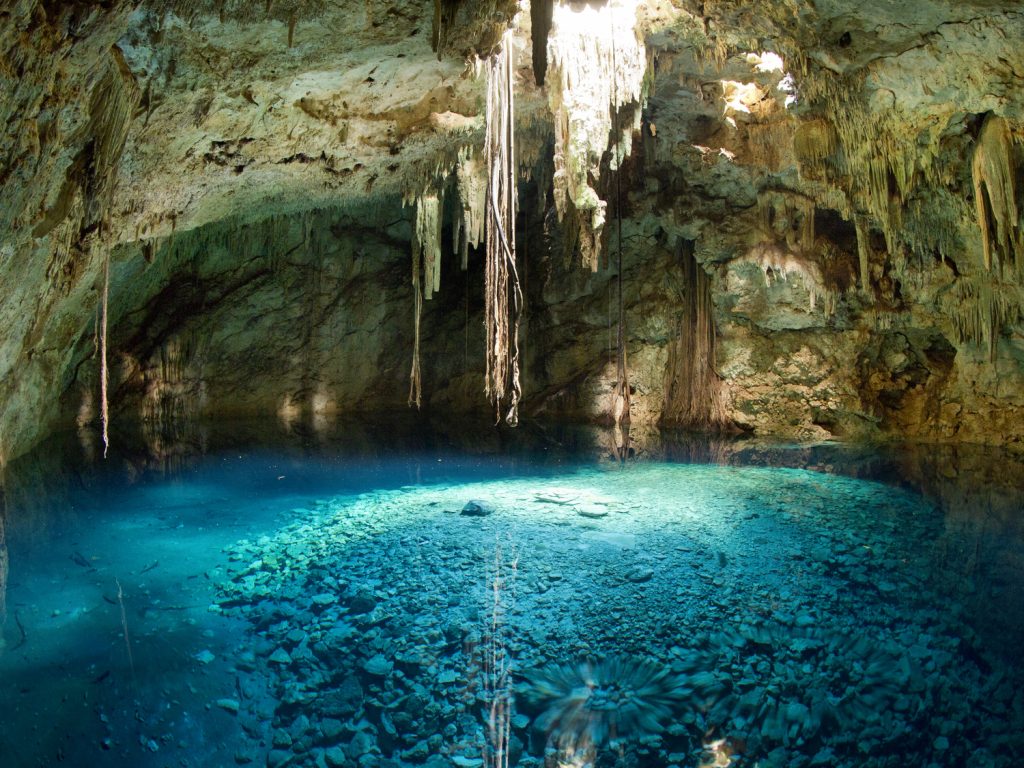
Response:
[484,30,523,426]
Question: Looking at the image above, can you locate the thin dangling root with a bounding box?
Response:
[100,247,110,458]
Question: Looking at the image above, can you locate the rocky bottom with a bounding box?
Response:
[212,463,1024,768]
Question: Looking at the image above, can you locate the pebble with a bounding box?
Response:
[311,593,335,608]
[460,500,494,517]
[267,648,292,665]
[216,698,240,714]
[208,469,1024,768]
[627,567,655,583]
[363,654,393,676]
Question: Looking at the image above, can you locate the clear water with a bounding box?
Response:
[1,420,1023,768]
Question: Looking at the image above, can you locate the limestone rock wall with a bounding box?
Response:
[2,0,1024,462]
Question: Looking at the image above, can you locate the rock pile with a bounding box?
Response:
[213,467,1024,767]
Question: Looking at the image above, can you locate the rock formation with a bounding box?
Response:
[1,0,1023,463]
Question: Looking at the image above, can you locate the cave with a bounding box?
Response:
[2,1,1024,766]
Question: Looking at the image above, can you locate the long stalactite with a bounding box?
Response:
[972,114,1021,275]
[546,0,647,271]
[406,191,444,409]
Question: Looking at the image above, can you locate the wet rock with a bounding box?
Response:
[320,676,363,718]
[273,731,293,749]
[268,648,293,665]
[319,720,344,741]
[349,589,378,615]
[402,740,429,761]
[216,698,241,714]
[325,747,346,768]
[347,731,379,761]
[363,654,393,677]
[311,593,335,609]
[627,567,655,583]
[461,500,494,517]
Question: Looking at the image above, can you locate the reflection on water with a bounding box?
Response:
[0,418,1022,768]
[1,501,7,647]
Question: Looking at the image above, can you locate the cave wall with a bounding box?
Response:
[2,0,1024,462]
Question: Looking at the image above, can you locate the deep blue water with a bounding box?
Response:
[1,419,1022,768]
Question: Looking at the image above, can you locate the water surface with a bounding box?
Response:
[1,419,1022,768]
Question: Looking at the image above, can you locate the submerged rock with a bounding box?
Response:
[363,654,393,677]
[460,500,494,517]
[216,698,240,714]
[627,566,655,583]
[268,648,292,665]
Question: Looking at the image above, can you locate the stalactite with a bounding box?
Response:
[662,240,728,430]
[972,115,1021,274]
[611,46,630,428]
[945,276,1021,362]
[758,190,815,254]
[746,123,785,173]
[484,31,522,426]
[402,190,444,409]
[745,242,830,313]
[531,0,553,86]
[854,216,871,294]
[546,0,646,271]
[792,117,837,180]
[803,75,949,257]
[453,150,486,271]
[903,190,967,265]
[413,193,443,300]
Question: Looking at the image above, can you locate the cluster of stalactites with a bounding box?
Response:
[854,216,871,294]
[972,115,1022,275]
[757,190,815,254]
[945,276,1021,362]
[412,192,444,301]
[744,241,831,314]
[403,190,444,409]
[795,75,948,258]
[401,32,522,418]
[546,0,647,271]
[452,148,487,271]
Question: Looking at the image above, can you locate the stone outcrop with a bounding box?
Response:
[1,0,1023,462]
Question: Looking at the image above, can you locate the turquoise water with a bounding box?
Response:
[1,421,1022,768]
